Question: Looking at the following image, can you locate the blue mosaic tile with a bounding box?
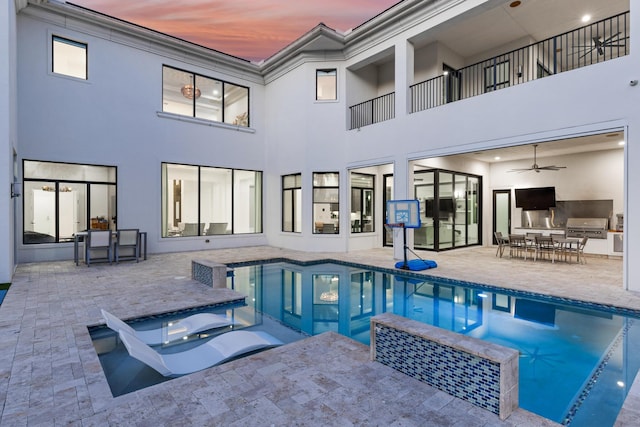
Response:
[374,324,502,415]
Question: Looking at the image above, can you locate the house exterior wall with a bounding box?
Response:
[0,0,18,283]
[4,0,639,293]
[15,9,268,263]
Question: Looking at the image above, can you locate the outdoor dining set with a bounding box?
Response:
[73,229,147,266]
[494,231,588,264]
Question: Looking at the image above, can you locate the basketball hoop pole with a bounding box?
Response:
[401,223,409,270]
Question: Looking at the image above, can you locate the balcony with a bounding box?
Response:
[410,12,629,113]
[349,92,395,130]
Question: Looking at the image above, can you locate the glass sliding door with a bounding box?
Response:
[413,168,481,251]
[438,172,454,249]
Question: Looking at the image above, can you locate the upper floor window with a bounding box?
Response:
[282,174,302,233]
[313,172,339,234]
[52,36,87,79]
[316,69,337,101]
[162,66,249,126]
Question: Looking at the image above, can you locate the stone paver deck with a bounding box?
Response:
[0,246,634,426]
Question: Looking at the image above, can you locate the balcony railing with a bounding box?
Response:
[349,92,395,130]
[410,11,629,113]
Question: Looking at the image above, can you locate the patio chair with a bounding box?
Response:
[494,231,508,258]
[508,234,529,260]
[115,229,140,263]
[101,309,234,345]
[85,230,113,266]
[534,236,557,263]
[564,236,589,264]
[118,329,282,376]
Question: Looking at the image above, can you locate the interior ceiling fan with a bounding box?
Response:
[508,144,566,173]
[573,32,628,59]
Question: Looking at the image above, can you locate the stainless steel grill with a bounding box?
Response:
[566,218,608,239]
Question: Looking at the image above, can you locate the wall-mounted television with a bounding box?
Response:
[515,187,556,210]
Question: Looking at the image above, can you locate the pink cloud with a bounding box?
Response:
[72,0,401,60]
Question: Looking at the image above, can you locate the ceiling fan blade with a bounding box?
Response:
[537,165,566,171]
[507,168,533,173]
[602,32,621,43]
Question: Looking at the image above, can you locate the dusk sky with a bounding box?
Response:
[72,0,402,62]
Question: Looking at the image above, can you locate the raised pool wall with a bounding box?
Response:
[370,313,519,420]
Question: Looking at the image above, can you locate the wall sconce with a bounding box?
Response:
[517,65,523,78]
[11,182,22,198]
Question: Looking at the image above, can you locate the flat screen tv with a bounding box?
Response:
[515,187,556,210]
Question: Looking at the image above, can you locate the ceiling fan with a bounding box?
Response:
[508,144,566,173]
[573,32,628,59]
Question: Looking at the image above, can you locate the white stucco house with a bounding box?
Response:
[0,0,636,290]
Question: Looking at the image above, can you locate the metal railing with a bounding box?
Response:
[349,92,395,129]
[410,11,629,113]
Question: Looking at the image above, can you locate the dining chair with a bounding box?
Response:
[115,229,140,263]
[534,236,557,263]
[86,230,113,266]
[494,231,508,258]
[508,234,529,260]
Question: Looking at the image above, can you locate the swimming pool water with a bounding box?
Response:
[228,261,640,426]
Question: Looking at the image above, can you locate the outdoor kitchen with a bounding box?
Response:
[513,188,623,258]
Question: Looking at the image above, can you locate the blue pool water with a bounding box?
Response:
[228,260,640,426]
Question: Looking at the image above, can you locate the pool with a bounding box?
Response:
[228,260,640,426]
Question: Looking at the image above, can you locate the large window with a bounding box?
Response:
[162,66,249,126]
[23,160,116,244]
[350,173,374,233]
[316,69,337,101]
[162,163,262,237]
[282,174,302,232]
[52,35,87,79]
[313,172,339,234]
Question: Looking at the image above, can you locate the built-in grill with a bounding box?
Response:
[566,218,608,239]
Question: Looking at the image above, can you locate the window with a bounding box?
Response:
[23,160,116,244]
[162,163,262,237]
[316,69,337,101]
[282,174,302,232]
[313,172,339,234]
[162,66,249,126]
[350,173,374,233]
[52,36,87,79]
[484,60,510,92]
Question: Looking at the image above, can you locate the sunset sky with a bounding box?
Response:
[72,0,402,62]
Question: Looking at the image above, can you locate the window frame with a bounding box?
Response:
[316,69,337,101]
[22,160,116,245]
[52,35,88,80]
[312,172,340,234]
[282,173,302,233]
[350,173,375,234]
[162,65,250,127]
[161,162,263,238]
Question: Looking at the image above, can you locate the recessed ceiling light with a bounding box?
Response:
[494,156,501,160]
[619,141,625,146]
[510,1,521,7]
[582,14,592,23]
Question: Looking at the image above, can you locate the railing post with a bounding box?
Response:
[553,36,557,75]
